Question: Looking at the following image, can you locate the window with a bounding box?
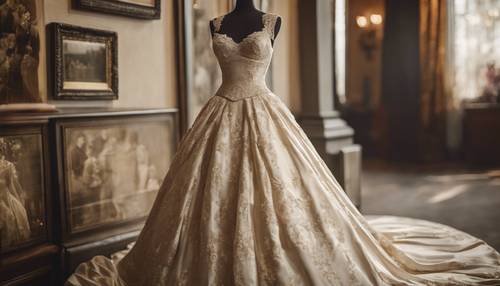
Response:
[450,0,500,102]
[335,0,347,104]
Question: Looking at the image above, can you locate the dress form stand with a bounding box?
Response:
[297,0,361,207]
[210,0,281,45]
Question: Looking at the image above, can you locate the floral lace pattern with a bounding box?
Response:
[209,14,276,102]
[66,13,500,286]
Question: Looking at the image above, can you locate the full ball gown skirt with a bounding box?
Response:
[66,14,500,285]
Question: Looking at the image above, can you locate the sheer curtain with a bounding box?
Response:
[420,0,448,160]
[446,0,500,151]
[450,0,500,102]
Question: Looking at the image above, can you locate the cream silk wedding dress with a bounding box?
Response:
[67,14,500,286]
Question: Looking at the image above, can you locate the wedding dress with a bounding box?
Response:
[67,14,500,286]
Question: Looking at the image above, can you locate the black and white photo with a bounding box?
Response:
[0,129,48,253]
[0,0,44,105]
[56,112,177,237]
[49,23,118,100]
[63,40,107,87]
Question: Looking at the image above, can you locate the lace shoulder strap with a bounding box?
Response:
[212,15,225,33]
[263,13,279,40]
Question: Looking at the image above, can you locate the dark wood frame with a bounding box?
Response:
[52,109,178,245]
[174,0,191,134]
[0,120,53,256]
[73,0,161,20]
[0,244,59,285]
[48,23,118,100]
[61,230,139,281]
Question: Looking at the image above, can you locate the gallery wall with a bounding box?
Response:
[44,0,177,109]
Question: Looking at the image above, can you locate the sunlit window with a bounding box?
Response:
[335,0,346,104]
[451,0,500,102]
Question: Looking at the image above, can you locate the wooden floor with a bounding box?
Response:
[360,160,500,251]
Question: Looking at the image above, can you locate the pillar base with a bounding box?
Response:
[300,111,354,157]
[299,112,362,208]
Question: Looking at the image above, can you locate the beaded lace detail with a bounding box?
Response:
[208,13,279,101]
[212,16,224,33]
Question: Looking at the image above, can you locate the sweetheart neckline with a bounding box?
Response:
[212,30,274,48]
[214,12,267,45]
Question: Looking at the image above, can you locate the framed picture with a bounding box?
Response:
[48,23,118,100]
[175,0,274,134]
[0,0,48,105]
[73,0,161,20]
[0,122,51,254]
[62,230,139,279]
[54,110,178,242]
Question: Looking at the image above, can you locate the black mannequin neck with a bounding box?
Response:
[233,0,257,14]
[210,0,281,46]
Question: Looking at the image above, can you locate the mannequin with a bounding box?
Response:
[210,0,281,45]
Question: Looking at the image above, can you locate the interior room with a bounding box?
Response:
[0,0,499,285]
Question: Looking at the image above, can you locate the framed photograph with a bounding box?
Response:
[73,0,161,20]
[0,0,48,105]
[0,123,51,254]
[62,230,139,279]
[54,110,178,242]
[48,23,118,100]
[175,0,274,134]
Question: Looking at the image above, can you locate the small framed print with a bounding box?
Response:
[73,0,161,20]
[49,23,118,100]
[0,122,51,254]
[54,109,178,242]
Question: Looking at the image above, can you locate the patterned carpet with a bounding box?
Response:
[361,160,500,251]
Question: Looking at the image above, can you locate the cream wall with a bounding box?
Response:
[44,0,177,109]
[43,0,299,112]
[269,0,301,114]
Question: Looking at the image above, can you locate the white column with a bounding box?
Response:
[297,0,361,207]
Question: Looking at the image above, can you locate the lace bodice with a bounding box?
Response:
[211,13,279,101]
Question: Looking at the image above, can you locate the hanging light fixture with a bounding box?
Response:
[355,13,384,60]
[356,16,369,28]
